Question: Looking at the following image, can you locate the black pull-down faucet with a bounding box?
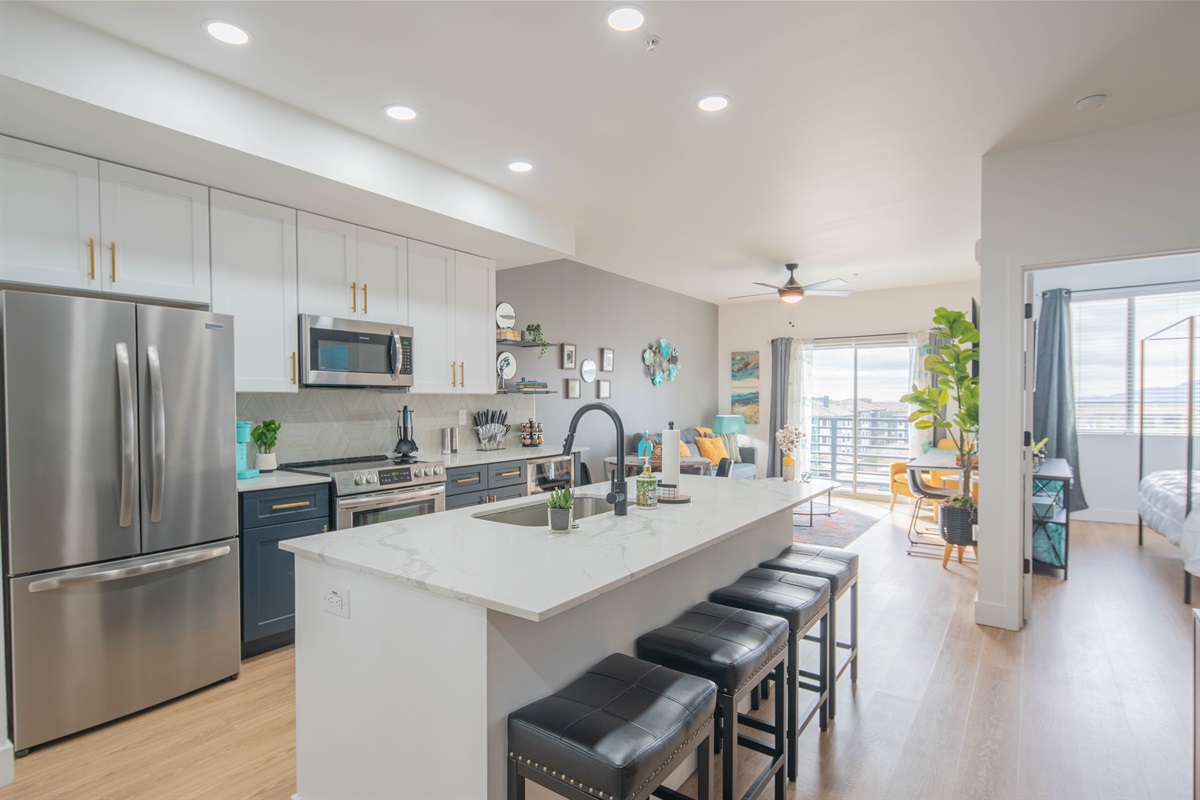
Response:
[562,402,628,516]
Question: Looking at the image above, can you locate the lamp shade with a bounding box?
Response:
[713,415,745,434]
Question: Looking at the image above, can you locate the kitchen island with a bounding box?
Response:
[282,474,839,799]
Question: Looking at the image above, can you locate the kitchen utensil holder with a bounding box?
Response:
[476,423,510,451]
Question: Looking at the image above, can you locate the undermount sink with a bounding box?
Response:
[473,495,614,527]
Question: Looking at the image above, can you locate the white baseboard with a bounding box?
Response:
[974,596,1021,631]
[0,740,14,787]
[1072,508,1139,525]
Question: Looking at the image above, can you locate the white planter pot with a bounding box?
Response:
[257,452,278,473]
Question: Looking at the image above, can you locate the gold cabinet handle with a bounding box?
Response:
[291,352,297,385]
[459,362,465,387]
[272,501,311,510]
[499,471,521,478]
[321,524,328,533]
[88,237,95,280]
[455,476,479,484]
[362,283,368,314]
[110,241,117,282]
[451,361,457,388]
[351,281,357,313]
[493,495,498,502]
[483,496,490,504]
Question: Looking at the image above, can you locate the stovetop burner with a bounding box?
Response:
[281,454,446,497]
[283,455,391,470]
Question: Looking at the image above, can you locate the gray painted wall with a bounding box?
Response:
[496,259,719,479]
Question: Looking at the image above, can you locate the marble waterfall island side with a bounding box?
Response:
[282,475,839,800]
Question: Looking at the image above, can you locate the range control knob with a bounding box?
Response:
[354,475,366,486]
[418,468,429,477]
[366,474,378,484]
[434,466,444,475]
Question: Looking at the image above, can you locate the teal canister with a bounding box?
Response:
[236,421,259,479]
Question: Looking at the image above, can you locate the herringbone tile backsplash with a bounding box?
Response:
[237,390,537,463]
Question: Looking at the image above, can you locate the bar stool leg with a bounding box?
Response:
[827,591,838,719]
[773,659,786,800]
[850,582,859,684]
[819,612,830,730]
[721,695,736,800]
[697,731,713,800]
[507,758,525,800]
[785,634,798,782]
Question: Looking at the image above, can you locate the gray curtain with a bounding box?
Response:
[768,337,793,477]
[1034,289,1088,511]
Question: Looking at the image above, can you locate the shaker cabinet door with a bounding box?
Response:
[408,239,456,393]
[98,161,211,304]
[210,190,298,393]
[453,250,496,395]
[298,211,357,319]
[0,136,100,291]
[356,226,408,325]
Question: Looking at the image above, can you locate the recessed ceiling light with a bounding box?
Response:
[384,105,418,121]
[697,95,730,112]
[606,6,645,32]
[1074,93,1108,112]
[508,161,533,173]
[205,20,250,46]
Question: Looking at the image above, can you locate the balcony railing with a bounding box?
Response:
[808,414,909,493]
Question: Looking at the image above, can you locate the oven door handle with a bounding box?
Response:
[337,484,446,511]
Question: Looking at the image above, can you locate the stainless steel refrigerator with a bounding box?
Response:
[2,291,240,753]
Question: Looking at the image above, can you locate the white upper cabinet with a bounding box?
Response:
[210,190,298,393]
[298,211,357,319]
[0,136,100,291]
[408,240,455,393]
[355,227,408,325]
[453,251,496,395]
[98,162,211,304]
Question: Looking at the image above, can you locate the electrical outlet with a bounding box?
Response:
[323,584,350,618]
[459,409,467,425]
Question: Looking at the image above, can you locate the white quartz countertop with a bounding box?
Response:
[282,476,839,622]
[237,470,331,493]
[438,445,588,469]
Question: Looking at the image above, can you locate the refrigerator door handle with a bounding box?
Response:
[116,342,136,527]
[26,545,232,593]
[148,344,166,523]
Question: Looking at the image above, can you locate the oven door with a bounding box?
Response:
[300,315,413,388]
[336,485,446,529]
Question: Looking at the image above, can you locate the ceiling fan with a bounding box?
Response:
[728,263,854,303]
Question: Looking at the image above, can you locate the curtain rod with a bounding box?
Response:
[811,331,909,342]
[1051,279,1199,296]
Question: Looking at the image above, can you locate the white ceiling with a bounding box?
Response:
[35,1,1200,304]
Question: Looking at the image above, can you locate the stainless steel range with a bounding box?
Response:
[285,455,447,529]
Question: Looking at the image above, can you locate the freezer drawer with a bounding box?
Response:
[9,539,241,751]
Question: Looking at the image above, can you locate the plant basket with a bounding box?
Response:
[939,504,977,546]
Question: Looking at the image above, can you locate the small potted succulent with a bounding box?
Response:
[251,419,282,473]
[547,487,574,532]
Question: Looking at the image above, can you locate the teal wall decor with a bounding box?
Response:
[642,338,680,386]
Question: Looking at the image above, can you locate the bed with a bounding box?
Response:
[1136,315,1198,603]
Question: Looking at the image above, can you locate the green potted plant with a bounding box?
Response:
[523,323,549,358]
[547,487,574,532]
[901,308,980,543]
[251,419,282,473]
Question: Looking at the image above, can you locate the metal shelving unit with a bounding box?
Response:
[1031,458,1074,578]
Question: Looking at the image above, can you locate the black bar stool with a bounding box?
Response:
[508,653,717,800]
[636,602,788,800]
[760,544,858,719]
[709,568,830,782]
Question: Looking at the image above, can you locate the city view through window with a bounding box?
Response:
[809,344,913,496]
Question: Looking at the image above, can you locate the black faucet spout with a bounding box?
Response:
[562,402,628,516]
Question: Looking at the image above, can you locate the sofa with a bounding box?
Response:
[625,428,759,479]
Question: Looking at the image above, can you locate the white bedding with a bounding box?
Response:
[1138,470,1200,575]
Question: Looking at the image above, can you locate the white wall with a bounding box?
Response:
[1032,253,1199,524]
[980,112,1200,631]
[718,280,980,477]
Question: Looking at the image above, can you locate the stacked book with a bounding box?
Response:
[496,329,521,342]
[515,380,548,393]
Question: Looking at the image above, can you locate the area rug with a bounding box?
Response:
[793,506,880,548]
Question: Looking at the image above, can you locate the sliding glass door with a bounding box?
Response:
[810,342,913,496]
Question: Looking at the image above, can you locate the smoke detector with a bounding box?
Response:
[1075,93,1108,112]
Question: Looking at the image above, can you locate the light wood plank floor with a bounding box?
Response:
[7,499,1193,800]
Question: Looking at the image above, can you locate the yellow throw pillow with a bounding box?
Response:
[694,436,729,466]
[679,441,690,457]
[694,426,714,437]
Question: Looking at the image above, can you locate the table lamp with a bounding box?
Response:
[712,415,746,436]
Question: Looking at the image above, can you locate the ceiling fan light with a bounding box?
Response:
[779,289,803,304]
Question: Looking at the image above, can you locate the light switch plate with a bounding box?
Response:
[323,584,350,618]
[459,409,467,425]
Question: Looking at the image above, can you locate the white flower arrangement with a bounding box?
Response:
[775,425,806,454]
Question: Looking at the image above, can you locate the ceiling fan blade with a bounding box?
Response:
[801,278,849,292]
[727,291,779,300]
[804,289,854,297]
[752,282,783,290]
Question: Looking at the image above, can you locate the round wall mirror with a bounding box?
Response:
[580,358,598,383]
[497,351,517,380]
[495,302,516,329]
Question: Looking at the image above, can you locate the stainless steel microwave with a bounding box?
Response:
[299,315,413,389]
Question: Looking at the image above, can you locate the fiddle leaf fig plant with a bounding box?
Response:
[901,307,980,506]
[251,419,282,455]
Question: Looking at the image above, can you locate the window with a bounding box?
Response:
[809,342,913,496]
[1070,287,1199,434]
